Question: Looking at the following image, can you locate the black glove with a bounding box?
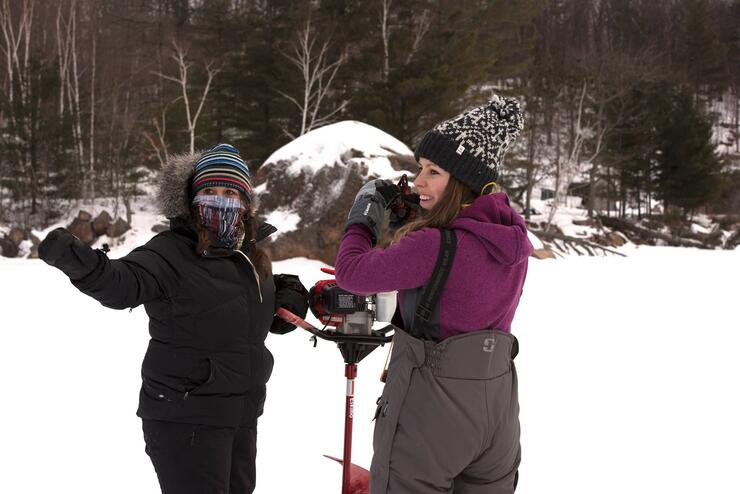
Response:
[344,179,401,245]
[38,227,101,281]
[270,274,309,335]
[389,191,421,230]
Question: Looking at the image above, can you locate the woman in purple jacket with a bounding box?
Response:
[335,96,532,494]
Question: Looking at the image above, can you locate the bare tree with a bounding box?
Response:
[143,99,176,167]
[56,0,99,203]
[379,1,431,81]
[0,0,33,119]
[403,9,431,67]
[547,80,608,226]
[278,17,348,138]
[107,82,141,224]
[380,0,392,82]
[153,40,220,154]
[88,25,96,202]
[0,0,35,217]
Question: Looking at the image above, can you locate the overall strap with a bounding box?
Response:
[410,228,457,339]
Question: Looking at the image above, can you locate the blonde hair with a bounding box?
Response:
[392,175,476,242]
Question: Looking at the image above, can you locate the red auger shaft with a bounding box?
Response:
[342,363,358,494]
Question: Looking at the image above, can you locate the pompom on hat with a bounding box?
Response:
[191,144,253,202]
[414,95,524,194]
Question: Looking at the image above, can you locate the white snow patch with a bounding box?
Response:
[527,230,544,250]
[690,223,712,235]
[253,183,267,196]
[264,208,301,239]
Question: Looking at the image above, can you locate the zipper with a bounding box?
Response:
[234,250,263,303]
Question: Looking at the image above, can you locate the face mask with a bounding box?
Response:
[192,195,247,249]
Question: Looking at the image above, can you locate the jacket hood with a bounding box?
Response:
[156,151,260,220]
[450,193,533,266]
[157,152,199,219]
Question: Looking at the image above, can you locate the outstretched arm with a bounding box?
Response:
[39,228,176,309]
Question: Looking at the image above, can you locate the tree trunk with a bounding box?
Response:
[525,105,536,220]
[89,32,96,204]
[587,163,596,218]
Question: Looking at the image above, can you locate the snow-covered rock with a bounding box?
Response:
[256,121,417,264]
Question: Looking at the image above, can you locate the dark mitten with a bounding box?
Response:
[344,179,400,245]
[38,227,101,281]
[270,274,309,335]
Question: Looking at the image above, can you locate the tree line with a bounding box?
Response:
[0,0,738,228]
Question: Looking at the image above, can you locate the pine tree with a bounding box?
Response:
[654,88,724,214]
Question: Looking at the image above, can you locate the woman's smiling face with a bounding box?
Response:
[414,158,450,210]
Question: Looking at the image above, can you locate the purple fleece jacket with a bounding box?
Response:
[335,193,533,339]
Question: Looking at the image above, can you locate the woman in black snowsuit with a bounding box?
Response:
[38,144,307,494]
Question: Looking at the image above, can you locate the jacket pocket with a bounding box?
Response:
[142,378,176,403]
[183,357,215,400]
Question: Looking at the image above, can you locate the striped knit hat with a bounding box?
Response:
[415,95,524,195]
[192,144,253,202]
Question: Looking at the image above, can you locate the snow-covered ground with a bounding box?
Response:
[1,235,738,493]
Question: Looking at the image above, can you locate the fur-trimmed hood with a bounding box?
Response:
[157,152,198,219]
[156,151,259,219]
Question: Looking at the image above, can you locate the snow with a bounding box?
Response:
[528,198,604,239]
[2,228,739,493]
[263,208,301,239]
[262,121,413,178]
[690,222,712,235]
[527,229,544,250]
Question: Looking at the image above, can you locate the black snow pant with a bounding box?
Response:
[142,419,257,494]
[371,328,520,494]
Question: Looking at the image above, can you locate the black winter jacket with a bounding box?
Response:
[70,217,276,426]
[41,152,282,427]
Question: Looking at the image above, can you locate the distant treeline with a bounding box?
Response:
[0,0,738,226]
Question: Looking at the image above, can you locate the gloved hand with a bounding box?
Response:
[344,179,401,245]
[389,191,421,231]
[38,227,101,281]
[270,274,309,335]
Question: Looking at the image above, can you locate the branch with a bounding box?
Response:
[191,61,220,137]
[537,230,627,257]
[150,71,183,85]
[404,9,431,66]
[143,131,165,167]
[598,216,708,249]
[311,99,349,129]
[276,89,304,112]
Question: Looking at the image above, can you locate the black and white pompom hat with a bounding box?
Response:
[414,95,524,195]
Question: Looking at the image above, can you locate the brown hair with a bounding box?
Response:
[392,175,477,242]
[240,210,273,280]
